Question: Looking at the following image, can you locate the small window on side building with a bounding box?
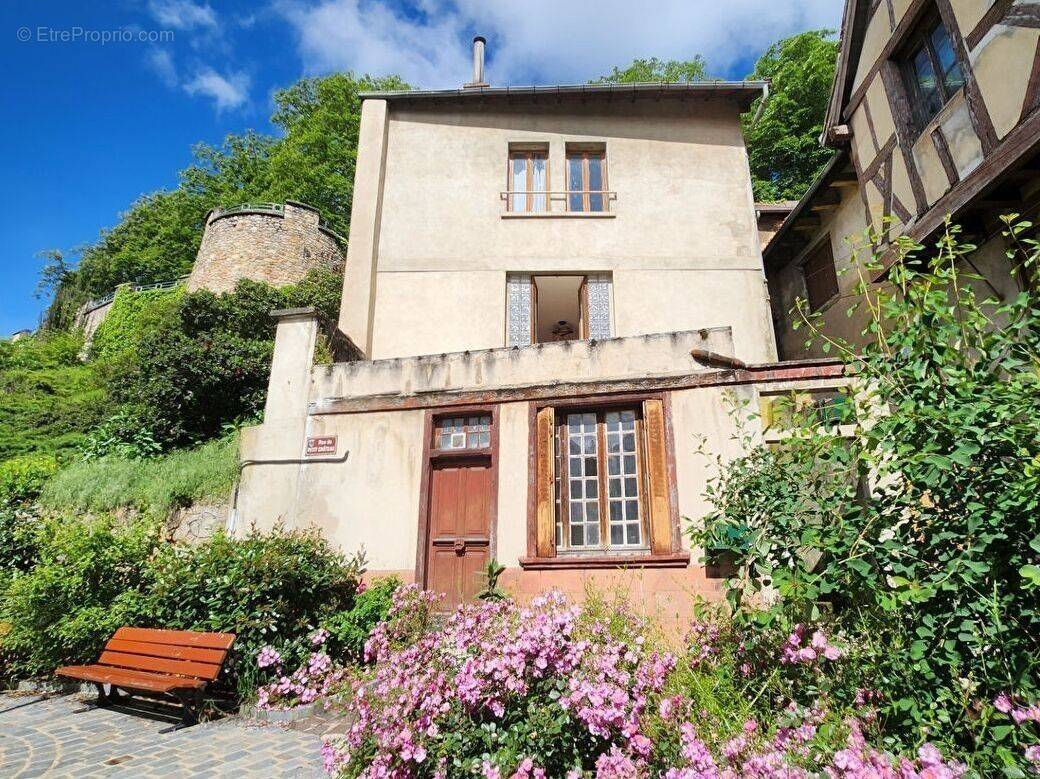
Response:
[900,13,965,131]
[802,240,839,312]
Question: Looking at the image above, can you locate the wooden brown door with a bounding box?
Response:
[425,457,492,610]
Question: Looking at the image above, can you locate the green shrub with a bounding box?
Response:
[1,519,365,694]
[39,436,237,515]
[89,284,183,365]
[103,270,341,449]
[691,219,1040,773]
[0,515,159,677]
[140,527,364,692]
[0,505,45,583]
[0,332,108,460]
[0,453,59,507]
[323,577,400,663]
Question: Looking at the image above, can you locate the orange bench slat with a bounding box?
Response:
[104,638,228,665]
[113,627,235,651]
[56,665,205,692]
[98,650,222,681]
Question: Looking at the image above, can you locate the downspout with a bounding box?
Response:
[750,82,770,127]
[226,451,350,534]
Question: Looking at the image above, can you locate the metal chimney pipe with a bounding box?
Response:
[465,36,488,88]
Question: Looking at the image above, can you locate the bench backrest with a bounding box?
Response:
[98,627,236,682]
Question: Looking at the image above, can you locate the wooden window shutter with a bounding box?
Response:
[642,399,673,554]
[535,406,556,557]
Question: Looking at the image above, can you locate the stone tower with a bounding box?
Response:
[186,201,344,294]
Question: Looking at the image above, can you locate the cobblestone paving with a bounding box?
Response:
[0,693,326,778]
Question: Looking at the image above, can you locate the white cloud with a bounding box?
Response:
[278,0,843,89]
[148,0,218,30]
[183,69,251,110]
[147,48,178,87]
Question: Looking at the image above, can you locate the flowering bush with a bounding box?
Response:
[322,588,967,778]
[256,628,347,711]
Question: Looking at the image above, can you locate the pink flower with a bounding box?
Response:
[994,693,1013,713]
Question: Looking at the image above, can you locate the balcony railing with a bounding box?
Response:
[500,190,617,214]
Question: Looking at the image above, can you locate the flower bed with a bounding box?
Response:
[319,587,988,778]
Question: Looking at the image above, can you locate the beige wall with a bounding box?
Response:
[342,96,776,364]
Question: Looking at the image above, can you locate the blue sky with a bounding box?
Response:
[0,0,841,335]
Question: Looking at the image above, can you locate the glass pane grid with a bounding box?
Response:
[564,413,600,548]
[605,410,642,547]
[435,415,491,450]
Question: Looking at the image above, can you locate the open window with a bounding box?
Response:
[507,273,613,346]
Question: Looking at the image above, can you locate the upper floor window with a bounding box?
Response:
[508,147,548,212]
[567,146,607,212]
[802,239,839,312]
[901,14,965,130]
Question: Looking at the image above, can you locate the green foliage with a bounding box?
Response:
[0,453,59,507]
[0,505,45,583]
[141,528,365,690]
[742,30,838,202]
[89,284,183,365]
[39,435,238,515]
[96,269,340,449]
[1,515,160,677]
[323,577,400,663]
[0,520,365,693]
[592,56,710,84]
[0,331,108,460]
[41,72,407,323]
[477,559,509,602]
[691,219,1040,772]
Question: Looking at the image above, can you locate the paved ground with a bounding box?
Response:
[0,692,327,777]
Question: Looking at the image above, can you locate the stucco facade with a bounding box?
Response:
[237,81,846,619]
[765,0,1040,359]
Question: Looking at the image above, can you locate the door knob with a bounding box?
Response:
[453,538,466,554]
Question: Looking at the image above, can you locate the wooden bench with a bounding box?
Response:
[56,627,236,730]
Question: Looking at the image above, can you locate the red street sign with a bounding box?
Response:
[306,436,337,456]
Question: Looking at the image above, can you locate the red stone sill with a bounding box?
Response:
[518,553,690,570]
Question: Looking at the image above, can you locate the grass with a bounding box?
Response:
[38,436,238,515]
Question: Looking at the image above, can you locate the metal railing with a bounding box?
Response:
[83,276,188,312]
[210,202,285,219]
[499,190,617,213]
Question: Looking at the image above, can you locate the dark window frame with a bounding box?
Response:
[801,239,840,312]
[898,10,965,132]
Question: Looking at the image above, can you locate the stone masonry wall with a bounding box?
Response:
[186,201,344,294]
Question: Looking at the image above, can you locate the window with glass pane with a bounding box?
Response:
[901,16,965,130]
[509,151,547,212]
[566,150,606,212]
[555,408,644,551]
[434,415,491,450]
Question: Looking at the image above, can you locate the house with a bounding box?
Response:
[234,39,849,621]
[764,0,1040,359]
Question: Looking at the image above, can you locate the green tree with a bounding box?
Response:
[592,56,710,84]
[742,30,838,202]
[266,73,408,238]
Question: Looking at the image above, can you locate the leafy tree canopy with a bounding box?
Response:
[592,56,710,83]
[595,31,837,203]
[742,30,838,202]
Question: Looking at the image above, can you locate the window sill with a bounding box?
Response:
[501,212,616,219]
[518,552,690,570]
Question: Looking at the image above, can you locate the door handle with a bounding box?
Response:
[453,538,466,554]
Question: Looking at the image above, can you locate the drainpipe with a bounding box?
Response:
[750,82,770,127]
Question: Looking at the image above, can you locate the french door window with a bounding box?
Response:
[566,150,607,212]
[508,150,548,212]
[555,408,646,550]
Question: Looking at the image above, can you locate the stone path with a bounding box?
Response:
[0,692,327,777]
